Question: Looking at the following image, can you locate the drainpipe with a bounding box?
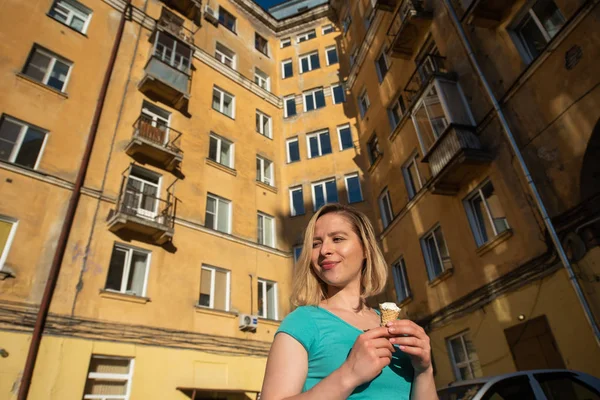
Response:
[442,0,600,346]
[17,2,132,399]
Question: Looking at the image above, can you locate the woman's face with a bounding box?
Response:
[311,213,366,289]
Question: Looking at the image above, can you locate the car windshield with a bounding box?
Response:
[438,384,484,400]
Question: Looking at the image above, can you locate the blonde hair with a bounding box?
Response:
[291,203,388,309]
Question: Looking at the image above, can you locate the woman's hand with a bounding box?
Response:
[340,327,396,388]
[385,320,432,374]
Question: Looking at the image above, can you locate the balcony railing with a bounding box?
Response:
[160,0,201,23]
[403,54,455,107]
[156,7,194,46]
[125,115,183,171]
[373,0,399,12]
[386,0,432,59]
[465,0,518,28]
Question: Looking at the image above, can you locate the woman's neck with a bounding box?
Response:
[322,280,364,312]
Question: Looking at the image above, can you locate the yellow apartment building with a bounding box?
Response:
[0,0,598,399]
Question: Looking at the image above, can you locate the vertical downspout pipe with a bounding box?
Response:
[442,0,600,346]
[17,1,132,399]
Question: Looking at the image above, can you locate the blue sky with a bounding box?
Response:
[256,0,290,8]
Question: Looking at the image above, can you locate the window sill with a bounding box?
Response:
[0,266,15,280]
[212,108,235,121]
[307,153,332,161]
[256,180,277,194]
[476,229,513,257]
[348,199,365,205]
[205,158,237,176]
[428,267,454,288]
[256,132,273,140]
[16,73,69,98]
[397,296,413,309]
[286,159,300,164]
[99,290,150,304]
[47,14,88,37]
[194,305,237,318]
[367,156,383,174]
[389,113,410,142]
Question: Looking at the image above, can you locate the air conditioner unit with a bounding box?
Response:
[238,314,258,331]
[204,5,219,24]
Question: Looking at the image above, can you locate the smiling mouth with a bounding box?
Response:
[320,262,338,270]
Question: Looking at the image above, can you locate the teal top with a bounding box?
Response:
[276,306,414,399]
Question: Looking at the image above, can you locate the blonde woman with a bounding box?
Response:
[261,203,437,399]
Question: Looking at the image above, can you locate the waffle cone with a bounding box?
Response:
[380,308,400,326]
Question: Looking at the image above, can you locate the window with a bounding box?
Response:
[255,33,269,56]
[303,88,326,112]
[205,194,231,234]
[465,181,509,247]
[392,258,411,303]
[388,95,406,131]
[514,0,565,62]
[349,46,358,68]
[375,48,389,82]
[208,133,234,168]
[49,0,92,34]
[218,7,236,32]
[447,331,482,380]
[325,46,339,65]
[331,84,346,104]
[299,51,320,73]
[0,217,18,271]
[280,38,291,48]
[293,246,303,263]
[342,13,352,34]
[421,225,452,280]
[306,129,332,158]
[286,137,300,163]
[379,188,393,229]
[322,24,334,35]
[257,213,275,247]
[0,116,47,169]
[337,124,353,151]
[256,156,274,186]
[212,86,235,118]
[535,372,600,400]
[199,265,230,311]
[83,356,134,400]
[284,95,297,118]
[105,244,150,297]
[358,89,370,118]
[312,179,338,211]
[215,42,236,69]
[402,153,422,200]
[297,29,316,43]
[255,110,272,138]
[257,278,278,320]
[141,101,171,139]
[22,46,72,92]
[367,134,381,165]
[345,173,363,203]
[481,376,536,400]
[153,32,192,73]
[254,68,270,91]
[123,166,161,220]
[281,59,293,79]
[289,186,305,216]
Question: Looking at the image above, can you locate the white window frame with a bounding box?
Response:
[325,46,339,66]
[297,29,317,43]
[255,110,272,138]
[299,51,320,73]
[375,47,390,82]
[205,193,232,234]
[388,94,406,131]
[212,86,235,118]
[303,88,325,112]
[49,0,93,34]
[254,68,271,91]
[336,124,353,151]
[289,186,305,216]
[402,152,423,200]
[358,89,370,118]
[24,46,73,92]
[83,356,134,400]
[208,132,234,169]
[126,166,162,220]
[447,331,481,381]
[464,180,510,247]
[105,244,151,297]
[152,32,192,73]
[0,116,49,170]
[331,83,346,104]
[281,59,293,79]
[392,257,411,303]
[421,225,451,280]
[280,37,291,48]
[284,95,297,118]
[322,24,334,35]
[286,137,300,163]
[257,278,278,320]
[257,212,275,247]
[0,216,18,271]
[311,178,338,211]
[199,265,231,311]
[378,188,393,229]
[344,173,363,204]
[215,42,236,69]
[256,155,274,186]
[306,129,331,159]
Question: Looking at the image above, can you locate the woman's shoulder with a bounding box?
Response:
[281,305,321,323]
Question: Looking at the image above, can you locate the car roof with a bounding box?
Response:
[439,369,593,390]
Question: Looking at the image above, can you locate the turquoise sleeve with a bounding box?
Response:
[275,307,318,353]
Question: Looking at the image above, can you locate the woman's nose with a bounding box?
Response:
[320,240,333,256]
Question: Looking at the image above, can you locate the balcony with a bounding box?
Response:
[160,0,201,24]
[373,0,399,12]
[403,54,456,106]
[465,0,518,28]
[156,7,194,46]
[108,176,177,244]
[386,0,432,59]
[125,115,183,172]
[423,124,493,195]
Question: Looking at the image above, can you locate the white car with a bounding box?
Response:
[437,369,600,400]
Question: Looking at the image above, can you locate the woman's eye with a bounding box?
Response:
[312,242,321,248]
[333,237,344,242]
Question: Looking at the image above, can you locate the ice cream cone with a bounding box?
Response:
[379,302,401,326]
